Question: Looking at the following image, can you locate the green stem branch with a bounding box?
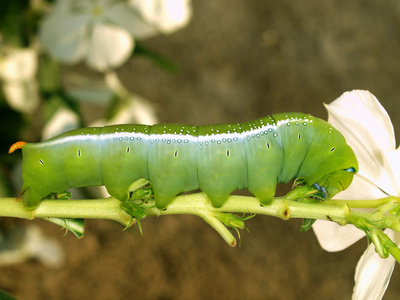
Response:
[0,197,133,227]
[1,193,399,261]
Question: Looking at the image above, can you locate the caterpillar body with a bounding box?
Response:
[10,112,358,210]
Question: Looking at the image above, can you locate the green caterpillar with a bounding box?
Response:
[9,112,358,210]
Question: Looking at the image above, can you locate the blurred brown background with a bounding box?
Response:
[2,1,400,299]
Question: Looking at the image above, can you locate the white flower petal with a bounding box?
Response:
[129,0,192,36]
[42,108,80,140]
[313,220,365,252]
[3,81,40,114]
[325,90,397,195]
[86,23,133,71]
[336,172,388,201]
[326,90,395,151]
[352,230,396,300]
[39,14,89,63]
[112,94,158,125]
[106,2,157,38]
[0,49,38,80]
[383,148,400,195]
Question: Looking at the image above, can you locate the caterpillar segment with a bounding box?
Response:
[10,113,358,210]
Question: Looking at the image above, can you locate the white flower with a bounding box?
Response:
[42,107,80,140]
[129,0,192,36]
[313,90,400,300]
[0,48,39,114]
[39,0,155,71]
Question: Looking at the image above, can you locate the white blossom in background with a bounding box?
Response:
[129,0,192,36]
[0,225,64,268]
[312,90,400,300]
[0,48,39,114]
[39,0,192,72]
[90,94,158,127]
[39,0,152,71]
[41,107,80,140]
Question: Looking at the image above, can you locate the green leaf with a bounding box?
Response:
[120,201,147,220]
[38,54,61,93]
[133,42,178,73]
[0,289,17,300]
[44,218,85,239]
[300,218,316,232]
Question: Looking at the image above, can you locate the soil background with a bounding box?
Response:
[3,1,400,299]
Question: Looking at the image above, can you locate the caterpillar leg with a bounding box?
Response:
[311,183,328,199]
[248,180,277,206]
[285,183,327,201]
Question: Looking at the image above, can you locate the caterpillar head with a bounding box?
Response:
[309,142,358,200]
[294,118,359,200]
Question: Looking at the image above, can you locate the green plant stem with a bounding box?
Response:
[327,196,400,208]
[0,197,133,227]
[1,194,399,255]
[144,193,350,224]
